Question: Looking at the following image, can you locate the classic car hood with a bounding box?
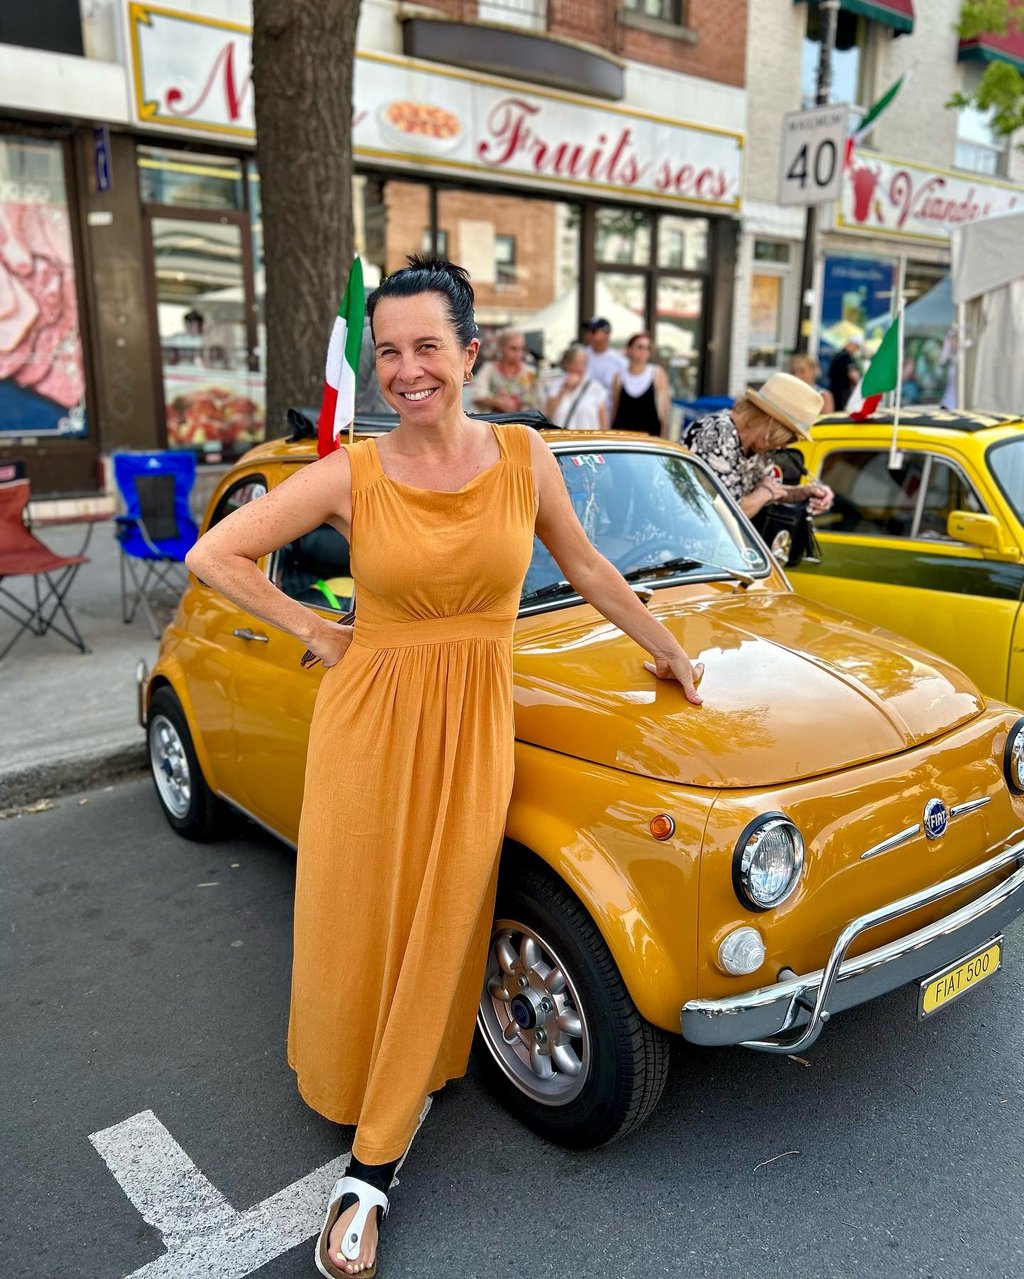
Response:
[512,590,984,788]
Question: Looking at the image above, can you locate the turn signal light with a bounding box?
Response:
[650,814,675,841]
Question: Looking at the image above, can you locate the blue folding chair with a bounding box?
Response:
[113,451,198,638]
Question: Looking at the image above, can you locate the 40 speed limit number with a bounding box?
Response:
[778,104,849,207]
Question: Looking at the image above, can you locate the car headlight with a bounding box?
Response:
[733,814,805,911]
[1004,717,1024,794]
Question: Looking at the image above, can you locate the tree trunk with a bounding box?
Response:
[252,0,360,438]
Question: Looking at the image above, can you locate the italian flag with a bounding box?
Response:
[850,312,901,421]
[845,74,907,168]
[317,256,365,459]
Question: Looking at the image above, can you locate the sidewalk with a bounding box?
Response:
[0,522,174,809]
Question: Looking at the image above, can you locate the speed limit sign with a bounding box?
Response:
[778,104,849,206]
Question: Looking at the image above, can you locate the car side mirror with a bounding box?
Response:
[947,510,1015,555]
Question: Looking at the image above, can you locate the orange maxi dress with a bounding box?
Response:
[288,422,537,1163]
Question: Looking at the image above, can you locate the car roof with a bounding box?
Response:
[236,414,688,467]
[813,407,1024,441]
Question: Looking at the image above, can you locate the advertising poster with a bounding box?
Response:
[0,140,87,438]
[818,254,895,372]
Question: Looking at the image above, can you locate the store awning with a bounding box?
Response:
[795,1,915,35]
[959,28,1024,74]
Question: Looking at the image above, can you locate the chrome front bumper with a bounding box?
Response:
[136,659,149,730]
[682,841,1024,1054]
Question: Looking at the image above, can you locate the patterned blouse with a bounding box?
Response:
[684,408,769,501]
[473,361,539,411]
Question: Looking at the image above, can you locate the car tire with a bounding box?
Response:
[147,686,223,841]
[475,858,670,1149]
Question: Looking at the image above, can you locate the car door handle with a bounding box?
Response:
[232,628,269,643]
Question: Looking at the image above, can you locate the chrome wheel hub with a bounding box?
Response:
[477,919,590,1106]
[149,714,191,819]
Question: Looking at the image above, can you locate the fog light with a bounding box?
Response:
[718,926,766,976]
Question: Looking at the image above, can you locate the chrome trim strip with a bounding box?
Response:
[860,822,921,861]
[216,792,296,851]
[682,838,1024,1054]
[135,659,149,730]
[950,797,992,819]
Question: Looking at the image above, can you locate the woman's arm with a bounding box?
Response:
[527,432,703,704]
[609,374,621,425]
[184,449,355,666]
[739,478,786,518]
[654,367,671,436]
[598,398,609,431]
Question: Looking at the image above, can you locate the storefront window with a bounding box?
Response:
[0,135,86,440]
[655,276,703,400]
[657,216,707,271]
[435,187,581,373]
[596,208,652,266]
[818,253,895,382]
[748,273,784,370]
[150,214,262,461]
[138,147,245,209]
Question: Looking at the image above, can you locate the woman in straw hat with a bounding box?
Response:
[683,372,833,519]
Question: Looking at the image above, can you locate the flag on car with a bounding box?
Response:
[850,313,901,421]
[845,73,907,168]
[317,256,365,459]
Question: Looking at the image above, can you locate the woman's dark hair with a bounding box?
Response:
[366,255,478,347]
[626,331,652,349]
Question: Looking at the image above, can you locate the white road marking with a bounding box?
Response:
[90,1109,349,1279]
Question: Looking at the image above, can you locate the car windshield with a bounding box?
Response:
[988,438,1024,524]
[521,445,769,606]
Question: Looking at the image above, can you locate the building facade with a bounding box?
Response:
[735,0,1024,405]
[0,0,749,496]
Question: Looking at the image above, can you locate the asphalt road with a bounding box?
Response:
[4,778,1024,1279]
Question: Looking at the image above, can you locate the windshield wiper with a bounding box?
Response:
[520,579,579,604]
[622,556,756,587]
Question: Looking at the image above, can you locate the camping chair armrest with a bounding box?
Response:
[115,513,165,557]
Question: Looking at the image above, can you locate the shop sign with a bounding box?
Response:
[352,54,742,211]
[839,150,1023,243]
[124,4,743,211]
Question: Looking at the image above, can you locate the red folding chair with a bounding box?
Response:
[0,480,90,660]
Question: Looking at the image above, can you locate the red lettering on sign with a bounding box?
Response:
[165,41,252,124]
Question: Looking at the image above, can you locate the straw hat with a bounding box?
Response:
[745,372,824,441]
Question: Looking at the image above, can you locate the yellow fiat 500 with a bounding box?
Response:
[140,413,1024,1148]
[790,408,1024,706]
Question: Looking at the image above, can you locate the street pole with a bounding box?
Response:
[795,0,839,354]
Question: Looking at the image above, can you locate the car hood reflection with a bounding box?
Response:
[512,590,984,789]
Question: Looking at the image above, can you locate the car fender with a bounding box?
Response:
[505,742,710,1032]
[145,649,227,801]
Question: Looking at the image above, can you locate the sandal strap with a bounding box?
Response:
[329,1176,389,1262]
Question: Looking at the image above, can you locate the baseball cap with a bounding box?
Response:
[585,316,611,331]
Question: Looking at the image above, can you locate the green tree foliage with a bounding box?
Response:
[946,0,1024,142]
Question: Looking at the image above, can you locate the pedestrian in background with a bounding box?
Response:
[684,372,833,519]
[610,332,671,435]
[185,256,704,1279]
[472,329,539,414]
[827,337,862,412]
[788,352,835,415]
[583,316,627,398]
[545,343,608,429]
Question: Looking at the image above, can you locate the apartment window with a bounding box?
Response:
[495,234,517,285]
[801,7,866,110]
[955,64,1009,177]
[623,0,683,22]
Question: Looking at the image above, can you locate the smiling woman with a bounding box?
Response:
[183,254,704,1279]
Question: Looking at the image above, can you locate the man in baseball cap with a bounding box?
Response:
[583,316,627,400]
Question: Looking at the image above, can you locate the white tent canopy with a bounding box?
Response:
[950,209,1024,413]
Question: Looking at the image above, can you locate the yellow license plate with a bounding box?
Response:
[919,937,1003,1019]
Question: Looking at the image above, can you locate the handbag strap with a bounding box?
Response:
[562,379,592,428]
